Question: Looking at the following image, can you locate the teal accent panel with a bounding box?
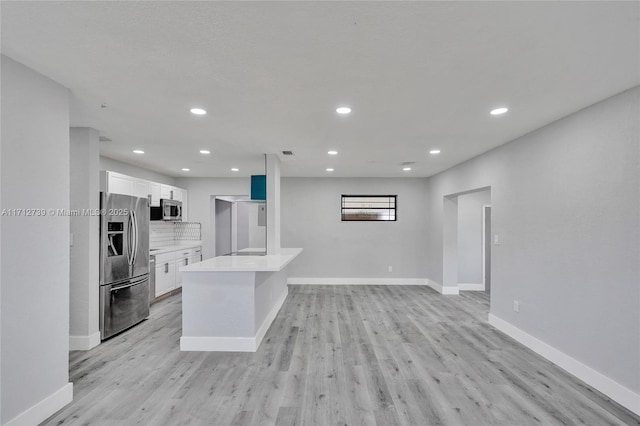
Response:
[251,175,266,200]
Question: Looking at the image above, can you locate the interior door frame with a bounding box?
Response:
[482,204,492,291]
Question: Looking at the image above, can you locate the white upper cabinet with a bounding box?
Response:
[149,182,162,206]
[135,179,150,200]
[104,171,136,197]
[102,171,188,220]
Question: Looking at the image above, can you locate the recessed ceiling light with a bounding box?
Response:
[133,150,144,154]
[199,150,210,154]
[181,168,190,172]
[328,150,338,155]
[490,107,508,115]
[429,149,441,155]
[336,107,351,114]
[231,168,239,172]
[403,167,412,171]
[326,168,334,172]
[190,108,207,115]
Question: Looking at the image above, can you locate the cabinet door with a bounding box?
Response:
[175,253,190,287]
[155,261,176,296]
[160,185,173,200]
[173,188,183,202]
[180,191,188,221]
[149,182,161,206]
[107,172,136,196]
[135,179,150,200]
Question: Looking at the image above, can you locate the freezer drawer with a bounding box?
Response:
[100,275,150,340]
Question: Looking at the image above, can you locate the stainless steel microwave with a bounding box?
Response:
[150,199,182,221]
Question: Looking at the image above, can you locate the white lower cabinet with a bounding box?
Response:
[153,246,201,298]
[175,253,190,287]
[155,259,176,297]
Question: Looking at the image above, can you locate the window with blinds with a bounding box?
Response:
[341,195,397,221]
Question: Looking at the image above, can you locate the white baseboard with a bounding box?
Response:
[180,335,257,352]
[5,382,73,426]
[287,277,429,286]
[180,289,288,352]
[425,280,459,295]
[458,283,485,291]
[489,313,640,416]
[287,277,462,295]
[69,331,101,351]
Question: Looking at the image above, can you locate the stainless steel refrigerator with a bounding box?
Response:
[99,192,150,340]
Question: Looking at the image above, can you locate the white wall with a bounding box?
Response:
[69,128,100,350]
[100,156,176,186]
[1,56,72,424]
[425,87,640,400]
[215,199,232,256]
[457,189,491,285]
[174,178,250,259]
[248,203,266,249]
[281,178,430,280]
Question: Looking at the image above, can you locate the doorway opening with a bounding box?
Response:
[442,187,492,295]
[210,195,266,257]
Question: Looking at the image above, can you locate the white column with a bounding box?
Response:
[266,154,281,254]
[442,195,459,292]
[69,127,101,350]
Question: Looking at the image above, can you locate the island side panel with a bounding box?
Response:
[181,271,256,352]
[254,270,289,347]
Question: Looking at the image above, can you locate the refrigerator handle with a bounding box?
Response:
[127,211,134,265]
[131,209,138,265]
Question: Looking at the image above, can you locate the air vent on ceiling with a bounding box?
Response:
[401,161,416,166]
[99,136,112,142]
[282,150,294,156]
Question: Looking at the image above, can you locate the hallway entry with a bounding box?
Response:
[443,187,491,293]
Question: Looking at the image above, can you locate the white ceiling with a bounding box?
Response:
[2,1,638,178]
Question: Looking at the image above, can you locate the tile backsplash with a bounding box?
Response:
[150,222,201,246]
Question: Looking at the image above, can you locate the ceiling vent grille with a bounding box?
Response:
[282,150,294,156]
[99,136,112,142]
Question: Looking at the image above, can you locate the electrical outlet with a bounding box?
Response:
[494,234,500,245]
[513,300,519,312]
[388,266,393,272]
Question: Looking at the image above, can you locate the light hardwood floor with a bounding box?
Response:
[45,285,639,425]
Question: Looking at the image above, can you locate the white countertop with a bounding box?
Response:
[149,241,203,255]
[181,248,302,272]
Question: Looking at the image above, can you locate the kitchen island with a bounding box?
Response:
[179,248,302,352]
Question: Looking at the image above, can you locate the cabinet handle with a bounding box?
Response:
[164,263,169,273]
[185,258,189,266]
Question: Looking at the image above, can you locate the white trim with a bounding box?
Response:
[458,283,485,291]
[440,286,460,295]
[180,335,257,352]
[287,277,429,286]
[69,331,101,351]
[482,204,491,290]
[5,382,73,426]
[422,280,459,295]
[489,313,640,416]
[287,278,461,295]
[180,289,288,352]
